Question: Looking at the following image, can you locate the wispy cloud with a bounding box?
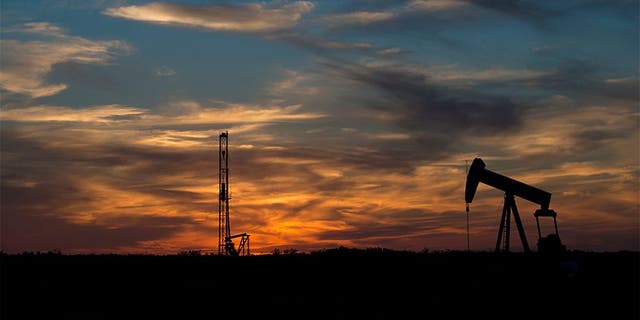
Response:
[322,0,467,28]
[104,1,314,32]
[0,101,326,125]
[2,96,637,253]
[15,21,67,37]
[0,98,327,253]
[0,105,145,123]
[429,67,549,82]
[366,132,412,140]
[316,40,372,50]
[154,101,327,125]
[377,47,403,55]
[323,11,396,27]
[269,33,379,54]
[0,22,131,98]
[269,70,321,97]
[406,0,468,11]
[155,65,176,77]
[1,1,637,254]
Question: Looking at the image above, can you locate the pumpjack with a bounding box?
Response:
[465,158,565,253]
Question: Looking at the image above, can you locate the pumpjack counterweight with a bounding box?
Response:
[218,131,250,256]
[465,158,565,253]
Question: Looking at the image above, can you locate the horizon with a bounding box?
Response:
[3,245,639,256]
[1,0,638,254]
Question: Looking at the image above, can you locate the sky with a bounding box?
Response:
[0,0,638,254]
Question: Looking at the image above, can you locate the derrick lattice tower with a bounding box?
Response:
[218,131,249,256]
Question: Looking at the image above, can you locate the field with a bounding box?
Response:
[2,249,638,319]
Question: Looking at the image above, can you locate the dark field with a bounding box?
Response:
[2,249,638,319]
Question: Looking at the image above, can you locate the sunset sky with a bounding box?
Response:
[1,0,638,254]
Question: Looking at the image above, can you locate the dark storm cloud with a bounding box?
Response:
[323,61,526,158]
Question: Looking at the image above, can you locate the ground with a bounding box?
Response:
[2,248,638,319]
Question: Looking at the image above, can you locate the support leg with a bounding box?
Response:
[510,196,530,252]
[504,203,511,252]
[496,195,509,252]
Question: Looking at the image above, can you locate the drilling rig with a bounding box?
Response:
[465,158,565,253]
[218,131,250,256]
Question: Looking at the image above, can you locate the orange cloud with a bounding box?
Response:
[0,23,131,98]
[104,2,314,33]
[1,76,637,254]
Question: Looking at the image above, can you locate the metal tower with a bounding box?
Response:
[218,132,230,255]
[217,131,250,256]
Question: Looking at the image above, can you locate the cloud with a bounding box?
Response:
[316,40,372,50]
[263,62,537,171]
[462,0,555,23]
[0,22,131,98]
[15,21,67,37]
[429,67,549,83]
[325,60,525,140]
[509,60,640,102]
[480,103,639,162]
[315,0,597,34]
[265,32,381,55]
[269,69,321,97]
[323,11,396,27]
[155,101,327,125]
[0,101,326,126]
[256,60,639,250]
[407,0,468,11]
[1,178,193,252]
[0,105,145,123]
[155,65,176,77]
[372,61,638,104]
[104,1,314,33]
[322,0,468,28]
[357,63,552,87]
[0,99,328,252]
[377,47,403,55]
[365,132,412,140]
[2,97,637,253]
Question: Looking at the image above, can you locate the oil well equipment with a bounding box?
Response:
[465,158,565,253]
[218,131,250,256]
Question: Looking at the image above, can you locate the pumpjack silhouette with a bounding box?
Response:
[465,158,565,253]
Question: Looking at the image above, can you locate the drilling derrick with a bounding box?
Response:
[218,131,250,256]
